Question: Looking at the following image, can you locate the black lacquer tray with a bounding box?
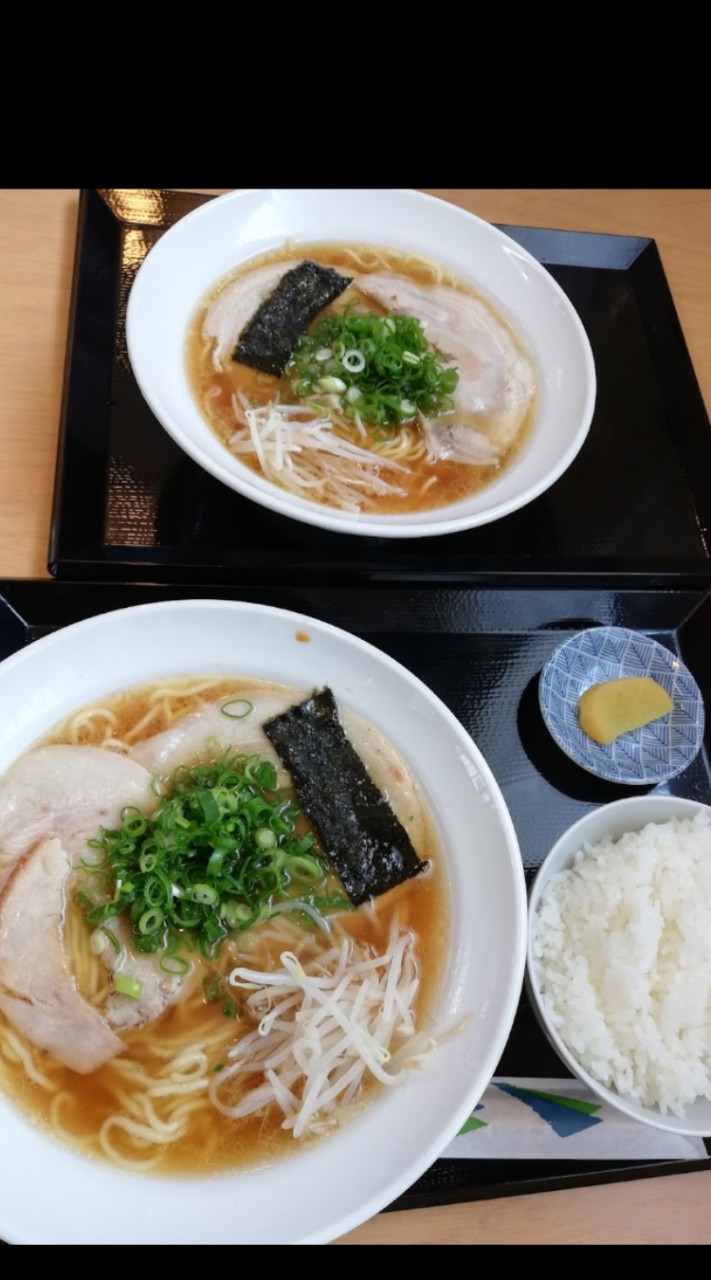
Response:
[2,579,710,1217]
[49,190,711,585]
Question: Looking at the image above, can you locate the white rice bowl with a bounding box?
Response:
[527,796,711,1136]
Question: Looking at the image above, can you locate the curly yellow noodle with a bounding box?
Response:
[147,677,225,704]
[134,1022,236,1060]
[99,1119,167,1170]
[372,426,428,464]
[0,1026,55,1090]
[95,1032,229,1171]
[122,705,161,743]
[50,1092,95,1146]
[334,246,392,273]
[67,708,119,747]
[64,903,111,1005]
[401,253,455,287]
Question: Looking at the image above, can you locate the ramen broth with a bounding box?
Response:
[0,676,447,1176]
[187,243,537,514]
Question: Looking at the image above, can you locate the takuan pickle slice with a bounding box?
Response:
[578,676,674,745]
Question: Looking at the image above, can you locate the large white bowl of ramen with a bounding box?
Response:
[126,189,596,537]
[0,599,526,1244]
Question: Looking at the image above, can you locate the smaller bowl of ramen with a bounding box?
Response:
[126,189,596,538]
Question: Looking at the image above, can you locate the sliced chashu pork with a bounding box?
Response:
[0,837,124,1073]
[202,260,299,371]
[0,745,156,891]
[355,273,536,460]
[338,708,427,854]
[131,689,301,784]
[0,745,185,1047]
[133,692,428,857]
[103,915,193,1031]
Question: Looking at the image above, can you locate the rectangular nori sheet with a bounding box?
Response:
[264,687,426,905]
[233,261,352,377]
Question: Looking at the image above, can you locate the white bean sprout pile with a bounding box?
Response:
[228,396,410,513]
[208,925,434,1139]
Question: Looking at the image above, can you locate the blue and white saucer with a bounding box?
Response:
[539,626,705,785]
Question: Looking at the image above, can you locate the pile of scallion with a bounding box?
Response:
[78,752,348,968]
[286,308,458,430]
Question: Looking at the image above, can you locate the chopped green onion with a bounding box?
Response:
[203,977,225,1003]
[221,899,252,929]
[121,809,147,837]
[138,908,163,935]
[193,884,218,906]
[315,375,347,394]
[342,349,366,373]
[114,974,143,1000]
[286,307,458,429]
[196,789,219,824]
[90,929,107,956]
[287,855,324,885]
[221,699,253,719]
[79,749,330,964]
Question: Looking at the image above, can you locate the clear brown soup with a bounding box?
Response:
[186,242,536,515]
[0,676,448,1176]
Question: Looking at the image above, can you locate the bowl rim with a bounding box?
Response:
[125,187,597,539]
[0,596,528,1243]
[526,794,711,1136]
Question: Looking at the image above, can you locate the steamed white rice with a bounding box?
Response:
[531,811,711,1116]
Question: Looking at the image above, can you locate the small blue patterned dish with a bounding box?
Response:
[539,626,705,785]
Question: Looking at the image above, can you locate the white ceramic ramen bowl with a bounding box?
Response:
[527,796,711,1137]
[0,599,526,1244]
[126,189,596,538]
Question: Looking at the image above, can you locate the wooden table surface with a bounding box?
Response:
[1,188,710,1244]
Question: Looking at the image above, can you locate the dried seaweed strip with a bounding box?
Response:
[264,687,426,906]
[233,261,352,377]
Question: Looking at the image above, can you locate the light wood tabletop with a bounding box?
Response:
[1,188,710,1245]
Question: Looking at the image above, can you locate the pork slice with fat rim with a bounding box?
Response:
[355,273,536,456]
[103,915,193,1032]
[339,708,428,856]
[0,745,156,890]
[131,690,301,784]
[0,837,124,1073]
[133,692,428,854]
[202,261,300,371]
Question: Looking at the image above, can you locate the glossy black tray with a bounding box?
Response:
[49,190,711,585]
[1,579,710,1218]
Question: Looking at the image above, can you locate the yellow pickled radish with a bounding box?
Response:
[578,676,674,745]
